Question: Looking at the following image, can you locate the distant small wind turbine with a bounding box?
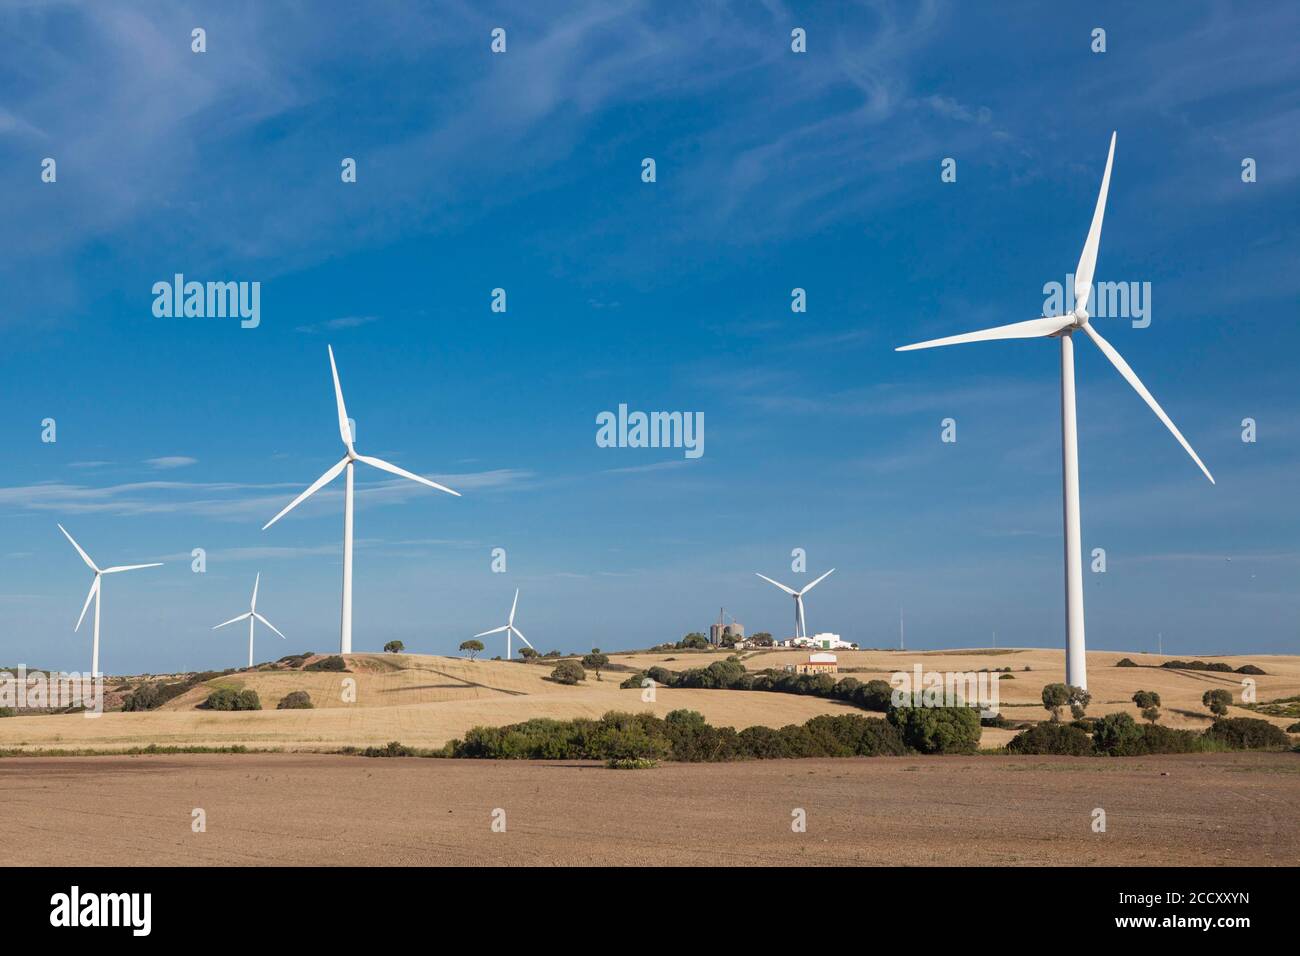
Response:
[58,524,162,677]
[474,589,533,659]
[262,346,460,654]
[213,573,286,668]
[895,131,1213,690]
[755,569,835,641]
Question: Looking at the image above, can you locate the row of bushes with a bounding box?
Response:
[620,660,897,713]
[1116,657,1266,675]
[445,709,917,761]
[1008,713,1291,756]
[441,705,984,762]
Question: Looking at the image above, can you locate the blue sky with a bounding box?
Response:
[2,1,1297,673]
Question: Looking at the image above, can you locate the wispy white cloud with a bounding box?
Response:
[0,469,532,521]
[144,456,198,470]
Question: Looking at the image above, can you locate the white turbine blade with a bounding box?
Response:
[755,573,797,596]
[263,456,349,530]
[75,576,100,632]
[101,562,163,574]
[511,625,533,649]
[213,611,252,630]
[253,611,286,640]
[327,345,355,451]
[474,625,509,638]
[1074,131,1117,315]
[799,568,836,595]
[251,572,260,612]
[896,316,1072,352]
[356,455,461,497]
[508,588,519,626]
[58,524,98,573]
[1080,322,1214,484]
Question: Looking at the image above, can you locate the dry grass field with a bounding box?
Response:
[0,648,1296,753]
[3,751,1296,866]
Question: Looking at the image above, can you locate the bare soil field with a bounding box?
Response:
[2,751,1296,866]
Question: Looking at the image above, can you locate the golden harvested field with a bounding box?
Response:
[3,751,1297,866]
[0,649,1295,753]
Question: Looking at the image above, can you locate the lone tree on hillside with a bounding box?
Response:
[1132,690,1162,723]
[459,639,484,661]
[1041,683,1070,721]
[519,647,539,662]
[1202,688,1233,717]
[582,652,610,681]
[383,640,404,654]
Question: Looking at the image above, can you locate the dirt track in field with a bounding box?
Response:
[2,751,1297,866]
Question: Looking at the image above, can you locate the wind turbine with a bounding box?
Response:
[755,569,835,641]
[895,131,1213,690]
[474,589,533,659]
[262,346,460,654]
[57,524,162,677]
[212,573,286,668]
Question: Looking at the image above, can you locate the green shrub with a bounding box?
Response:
[277,690,314,710]
[1287,722,1300,733]
[1007,722,1093,756]
[1091,712,1143,755]
[363,741,413,757]
[1203,717,1290,751]
[122,683,163,712]
[853,679,894,712]
[383,640,405,654]
[1116,657,1138,667]
[887,705,981,754]
[1235,664,1266,675]
[205,688,238,711]
[549,660,586,685]
[619,671,647,689]
[205,687,261,711]
[236,689,261,711]
[0,707,15,718]
[305,655,347,672]
[607,757,658,769]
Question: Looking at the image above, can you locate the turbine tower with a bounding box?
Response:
[895,132,1213,690]
[58,524,162,677]
[474,589,533,659]
[213,573,286,668]
[263,346,460,654]
[755,569,835,641]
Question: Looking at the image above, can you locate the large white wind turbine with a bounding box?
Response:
[474,589,533,659]
[213,573,286,668]
[262,346,460,654]
[755,569,835,641]
[895,131,1213,690]
[58,524,162,677]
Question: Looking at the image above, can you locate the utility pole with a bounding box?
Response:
[899,608,905,651]
[1157,632,1163,656]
